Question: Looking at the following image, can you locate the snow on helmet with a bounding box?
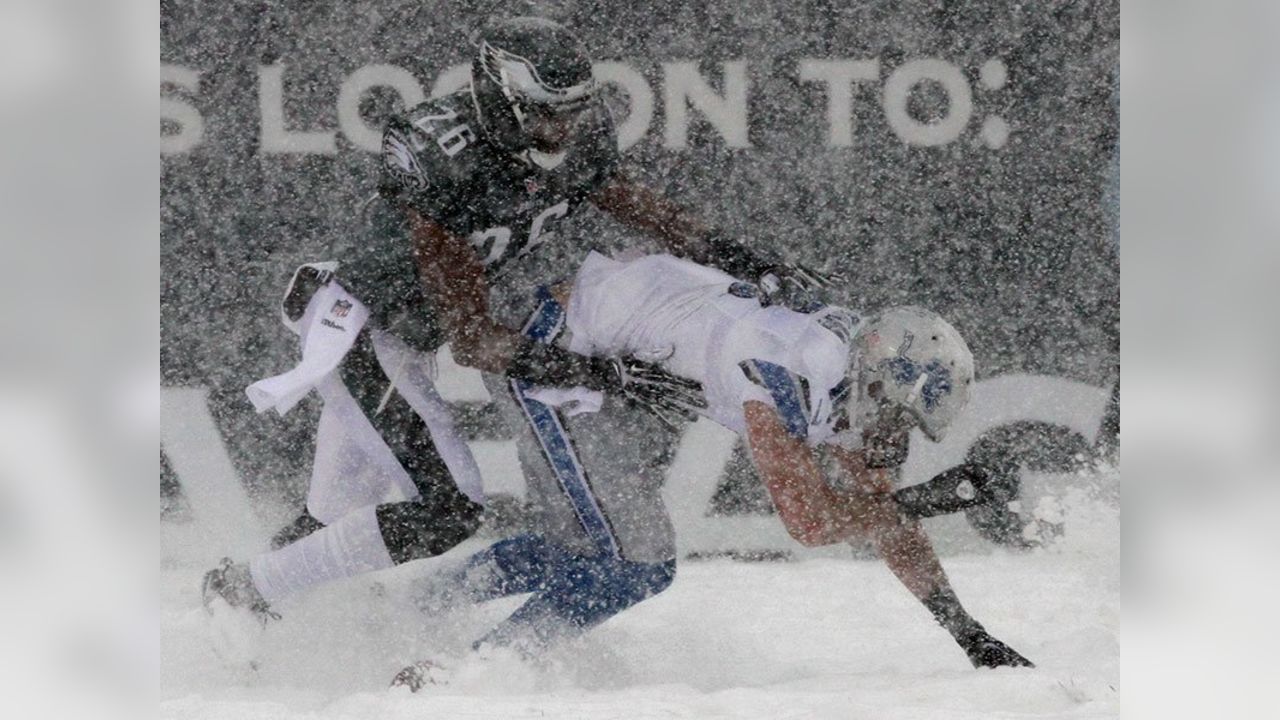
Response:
[850,306,975,442]
[470,17,598,157]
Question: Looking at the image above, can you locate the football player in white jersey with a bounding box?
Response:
[555,251,1035,669]
[395,251,1032,687]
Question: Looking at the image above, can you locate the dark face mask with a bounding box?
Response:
[518,96,592,153]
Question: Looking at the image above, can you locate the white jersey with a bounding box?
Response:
[567,252,861,445]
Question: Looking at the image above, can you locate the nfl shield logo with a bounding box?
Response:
[331,299,352,318]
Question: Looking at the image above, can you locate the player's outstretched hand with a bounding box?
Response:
[610,356,707,431]
[960,630,1036,669]
[389,659,449,692]
[757,262,845,313]
[892,462,1009,519]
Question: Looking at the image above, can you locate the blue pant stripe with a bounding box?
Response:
[512,286,620,559]
[520,287,565,341]
[511,379,621,558]
[464,534,676,654]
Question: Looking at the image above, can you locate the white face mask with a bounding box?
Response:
[851,387,918,437]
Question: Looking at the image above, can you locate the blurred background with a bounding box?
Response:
[0,1,157,719]
[1122,2,1280,718]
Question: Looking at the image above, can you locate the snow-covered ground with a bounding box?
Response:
[161,472,1118,720]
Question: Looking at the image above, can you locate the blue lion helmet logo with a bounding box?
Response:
[882,331,954,413]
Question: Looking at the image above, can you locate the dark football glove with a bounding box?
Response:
[892,462,1010,519]
[609,356,706,431]
[282,265,336,322]
[924,588,1035,670]
[757,263,845,313]
[958,629,1036,669]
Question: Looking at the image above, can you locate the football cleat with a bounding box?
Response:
[960,629,1036,669]
[201,557,280,626]
[389,659,450,692]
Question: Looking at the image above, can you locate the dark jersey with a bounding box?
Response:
[338,89,620,353]
[378,90,621,278]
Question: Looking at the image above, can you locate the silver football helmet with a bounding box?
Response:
[849,306,975,442]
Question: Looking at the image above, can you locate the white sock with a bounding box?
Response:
[248,504,394,603]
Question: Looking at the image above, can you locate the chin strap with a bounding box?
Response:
[526,148,568,169]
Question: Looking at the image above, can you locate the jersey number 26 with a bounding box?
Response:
[410,106,475,158]
[469,201,570,266]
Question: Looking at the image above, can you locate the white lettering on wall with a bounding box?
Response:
[337,64,425,152]
[259,63,337,155]
[882,58,973,147]
[161,387,271,556]
[592,61,654,151]
[798,59,880,147]
[160,65,204,154]
[663,60,751,148]
[165,57,1005,156]
[430,63,472,98]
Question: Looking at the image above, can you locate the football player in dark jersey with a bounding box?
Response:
[352,16,836,680]
[199,16,839,675]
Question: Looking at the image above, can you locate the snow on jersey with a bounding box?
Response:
[566,252,861,445]
[333,90,621,355]
[379,90,620,278]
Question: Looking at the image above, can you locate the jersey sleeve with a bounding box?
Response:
[737,359,815,440]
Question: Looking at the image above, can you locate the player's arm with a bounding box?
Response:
[826,441,952,599]
[404,205,519,373]
[826,441,1035,668]
[745,397,1034,667]
[590,174,768,278]
[405,205,704,424]
[405,204,606,382]
[742,400,897,547]
[590,174,841,309]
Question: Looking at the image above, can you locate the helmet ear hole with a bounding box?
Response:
[867,380,884,400]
